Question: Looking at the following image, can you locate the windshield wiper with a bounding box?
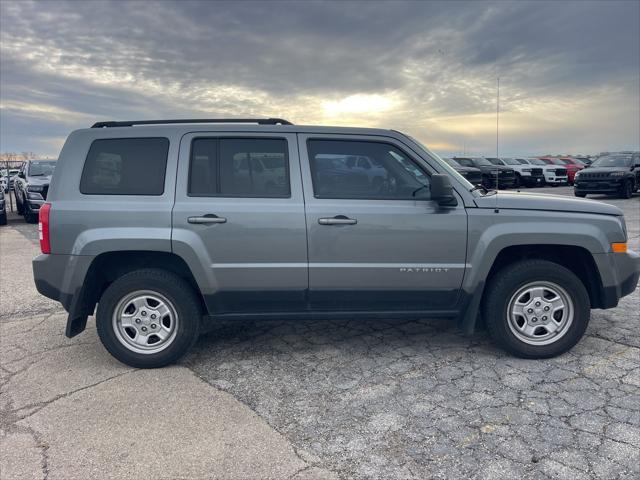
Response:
[412,185,429,197]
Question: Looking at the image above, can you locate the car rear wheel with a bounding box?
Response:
[0,211,6,225]
[574,191,587,198]
[96,269,201,368]
[483,259,590,358]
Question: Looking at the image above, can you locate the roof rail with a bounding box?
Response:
[91,118,293,128]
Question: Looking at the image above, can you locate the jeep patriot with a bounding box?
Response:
[33,118,640,368]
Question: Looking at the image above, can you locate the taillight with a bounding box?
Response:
[39,203,51,254]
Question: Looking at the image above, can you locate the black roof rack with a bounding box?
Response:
[91,118,293,128]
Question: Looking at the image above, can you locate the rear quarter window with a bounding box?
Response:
[80,137,169,195]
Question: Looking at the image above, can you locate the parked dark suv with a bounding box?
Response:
[574,152,640,198]
[32,119,639,368]
[453,157,516,189]
[443,158,482,186]
[14,159,57,223]
[0,187,6,225]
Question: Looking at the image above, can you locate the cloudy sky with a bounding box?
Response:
[1,0,638,157]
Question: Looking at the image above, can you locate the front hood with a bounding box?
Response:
[474,191,623,216]
[26,176,51,185]
[477,165,512,172]
[455,167,481,173]
[580,167,628,174]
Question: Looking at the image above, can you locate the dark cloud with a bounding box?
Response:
[1,0,638,155]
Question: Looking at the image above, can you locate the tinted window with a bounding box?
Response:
[591,154,633,168]
[189,138,289,197]
[455,158,474,168]
[29,161,56,176]
[80,138,169,195]
[308,140,430,200]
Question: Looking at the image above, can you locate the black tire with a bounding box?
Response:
[15,194,24,215]
[620,180,633,199]
[513,174,521,189]
[0,212,6,226]
[574,191,587,198]
[482,259,590,359]
[96,269,201,368]
[24,204,38,223]
[481,175,492,189]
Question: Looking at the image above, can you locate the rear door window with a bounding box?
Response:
[189,137,289,198]
[80,138,169,195]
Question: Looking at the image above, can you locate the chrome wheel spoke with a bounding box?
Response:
[549,296,565,313]
[120,315,136,329]
[131,297,148,312]
[529,286,545,300]
[156,303,171,319]
[131,332,150,347]
[511,302,526,317]
[154,326,170,341]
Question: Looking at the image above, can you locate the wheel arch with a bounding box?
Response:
[66,250,206,337]
[460,243,605,334]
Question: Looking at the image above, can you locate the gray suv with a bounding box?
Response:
[33,119,640,368]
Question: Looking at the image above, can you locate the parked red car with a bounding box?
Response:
[540,157,585,185]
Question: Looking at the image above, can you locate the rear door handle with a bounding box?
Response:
[188,214,227,224]
[318,215,357,225]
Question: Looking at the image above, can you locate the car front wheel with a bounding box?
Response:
[483,259,590,358]
[96,269,201,368]
[620,180,633,199]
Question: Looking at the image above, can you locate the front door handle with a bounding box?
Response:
[188,214,227,224]
[318,215,357,225]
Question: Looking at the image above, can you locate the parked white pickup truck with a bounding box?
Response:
[486,158,545,188]
[516,158,568,186]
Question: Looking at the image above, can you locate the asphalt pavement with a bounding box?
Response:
[1,186,638,479]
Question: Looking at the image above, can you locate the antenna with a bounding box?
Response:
[495,76,500,211]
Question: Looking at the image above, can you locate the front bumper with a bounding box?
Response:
[522,175,545,186]
[543,174,568,184]
[574,179,623,194]
[593,250,640,308]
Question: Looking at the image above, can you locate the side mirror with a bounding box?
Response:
[431,174,457,206]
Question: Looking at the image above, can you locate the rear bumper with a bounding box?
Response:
[33,254,97,337]
[33,254,94,309]
[593,250,640,308]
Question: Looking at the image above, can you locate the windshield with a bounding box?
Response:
[444,158,462,167]
[502,158,521,165]
[591,155,632,168]
[472,158,492,166]
[527,159,545,165]
[404,136,474,190]
[28,161,56,176]
[486,158,504,165]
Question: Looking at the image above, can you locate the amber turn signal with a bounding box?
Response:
[611,242,627,253]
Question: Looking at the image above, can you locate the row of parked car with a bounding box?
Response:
[0,151,637,227]
[444,152,640,198]
[1,160,57,224]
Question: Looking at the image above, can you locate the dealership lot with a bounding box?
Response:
[1,187,638,479]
